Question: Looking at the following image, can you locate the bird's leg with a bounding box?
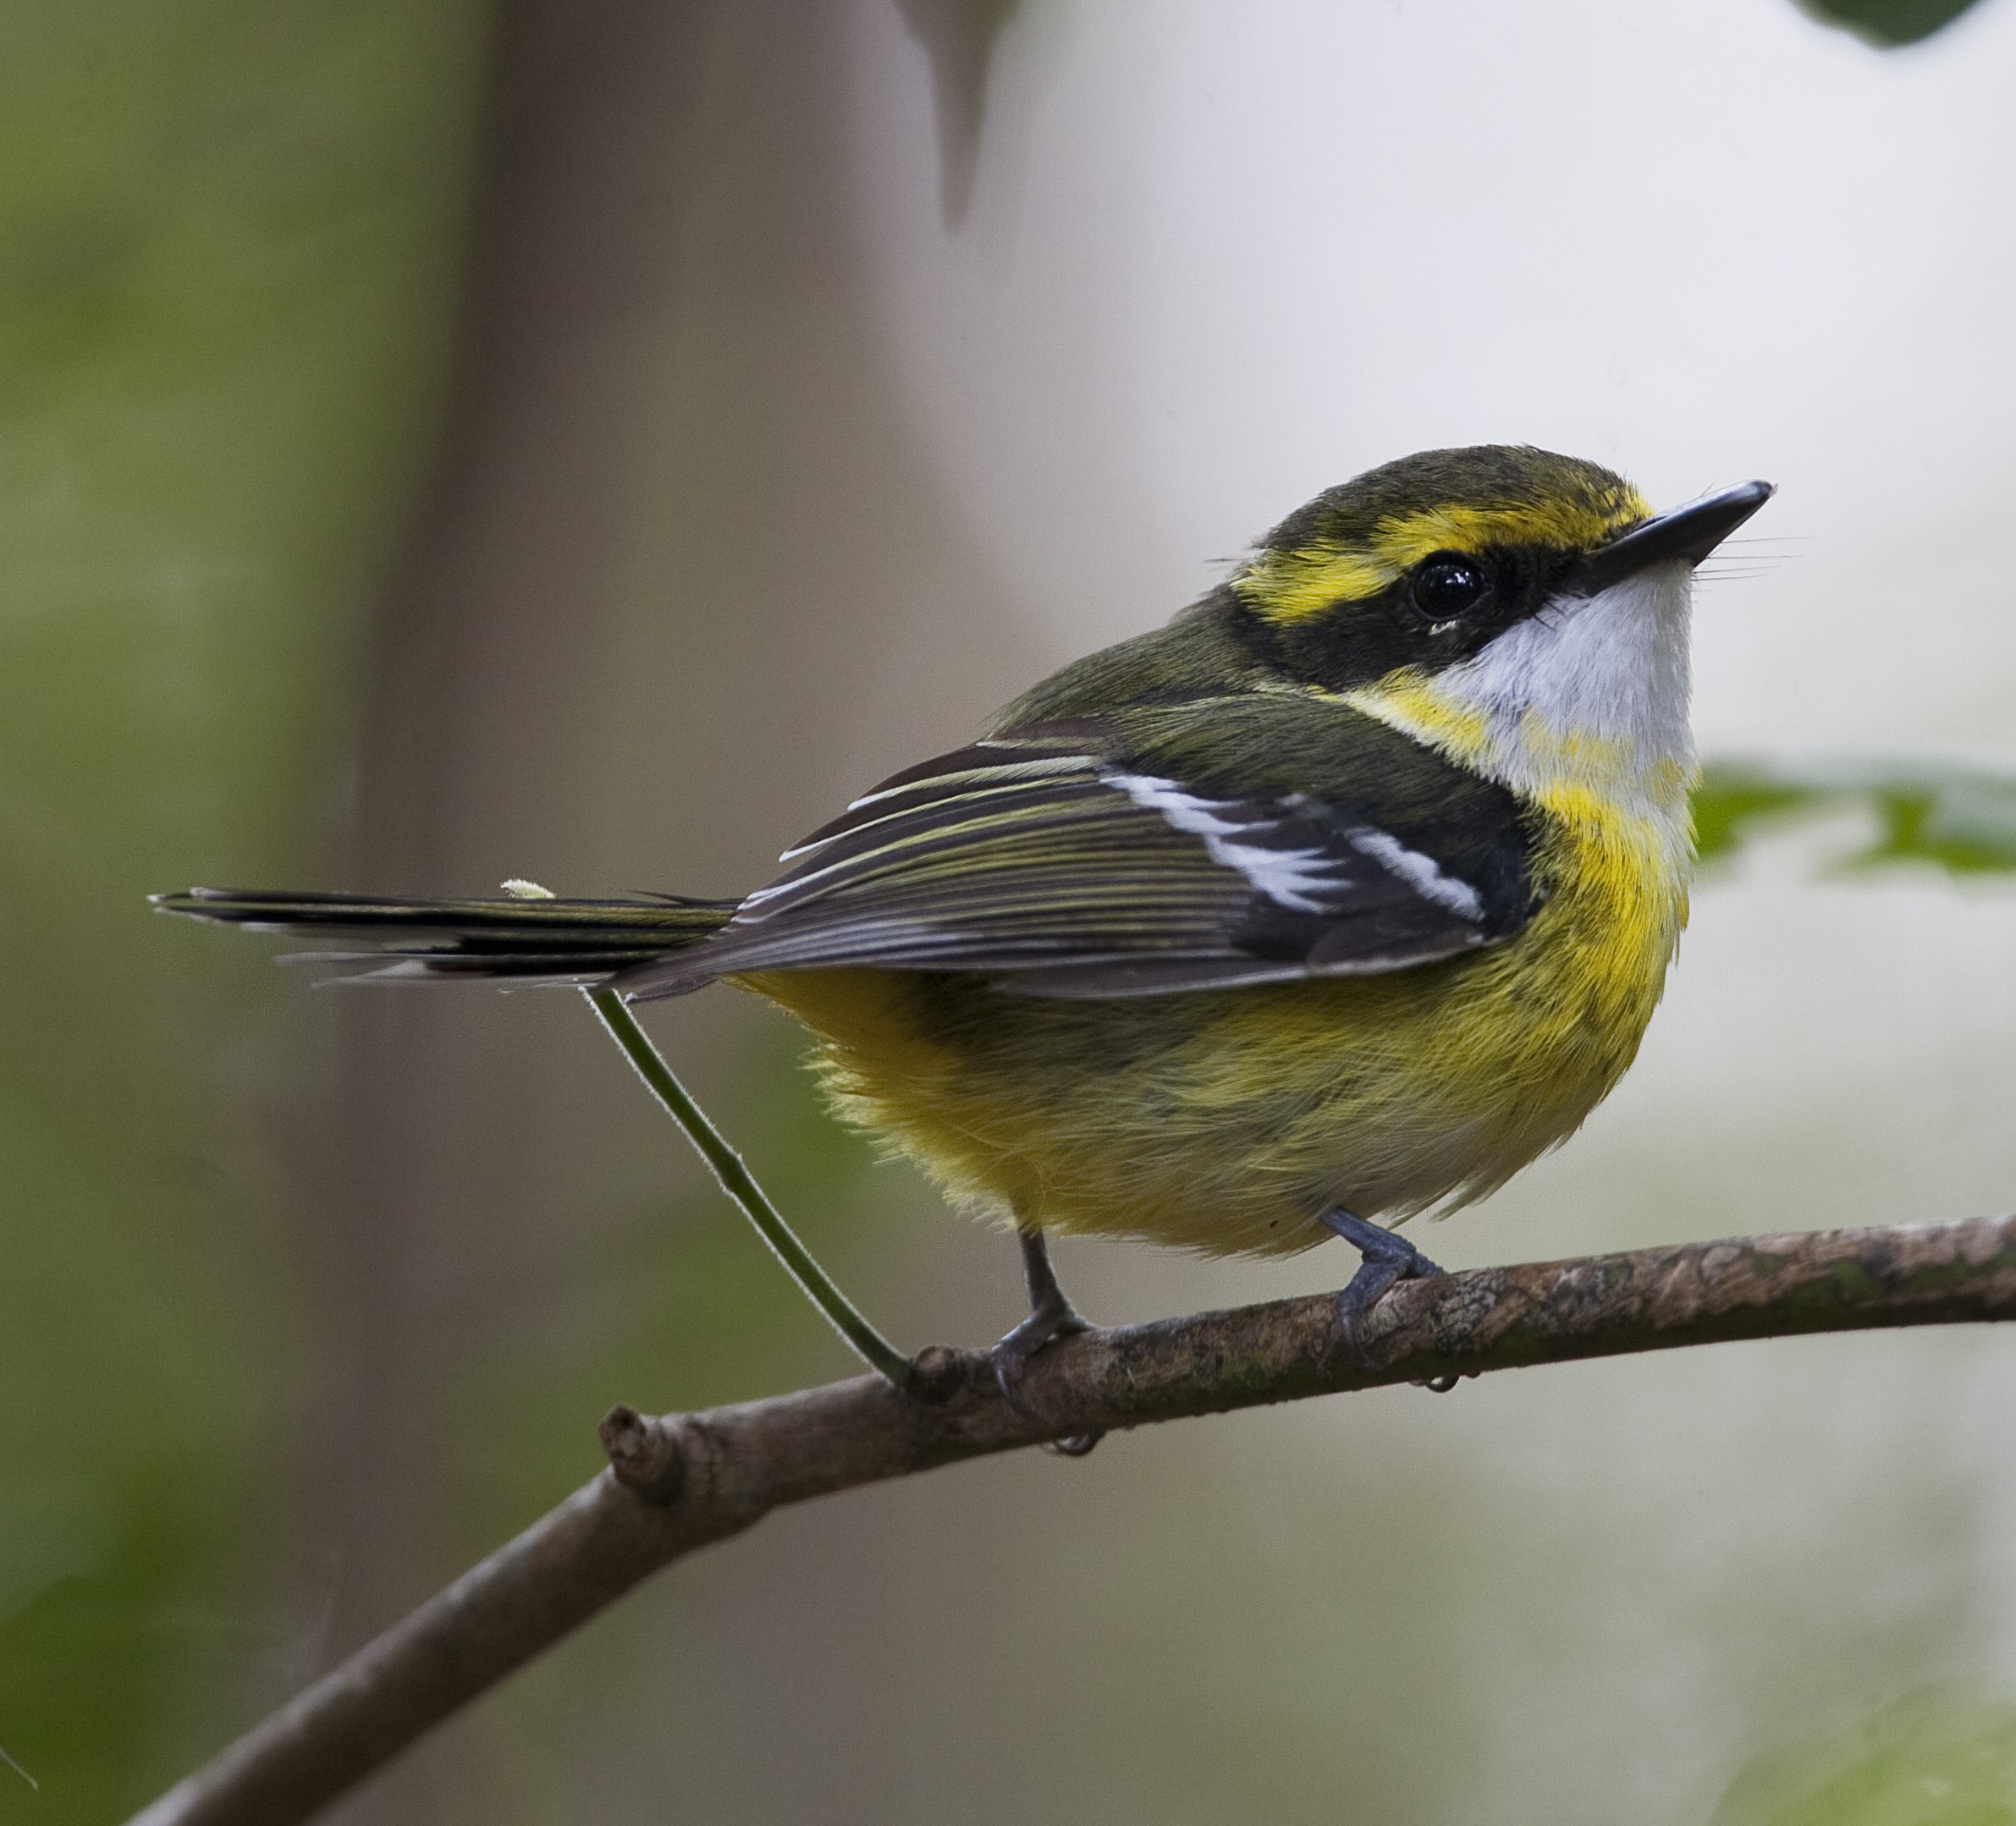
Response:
[989,1229,1101,1457]
[1321,1207,1446,1368]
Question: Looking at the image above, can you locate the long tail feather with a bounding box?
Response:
[152,886,737,985]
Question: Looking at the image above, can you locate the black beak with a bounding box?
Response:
[1571,479,1776,594]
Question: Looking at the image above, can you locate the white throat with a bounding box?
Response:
[1411,560,1695,819]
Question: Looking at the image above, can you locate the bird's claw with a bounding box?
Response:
[1321,1207,1446,1371]
[989,1301,1101,1457]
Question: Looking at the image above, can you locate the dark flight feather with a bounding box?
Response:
[157,701,1541,1002]
[150,888,734,983]
[616,696,1542,1001]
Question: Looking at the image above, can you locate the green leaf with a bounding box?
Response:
[1793,0,1989,47]
[1695,757,2016,875]
[1713,1688,2016,1825]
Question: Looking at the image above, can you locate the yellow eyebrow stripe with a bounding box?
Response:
[1242,493,1651,625]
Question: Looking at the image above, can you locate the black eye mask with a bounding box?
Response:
[1238,542,1584,695]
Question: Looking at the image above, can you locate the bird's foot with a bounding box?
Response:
[991,1231,1103,1457]
[990,1300,1099,1454]
[1320,1207,1446,1370]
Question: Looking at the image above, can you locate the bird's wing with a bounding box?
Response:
[619,696,1541,1001]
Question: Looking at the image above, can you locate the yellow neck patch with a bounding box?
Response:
[1344,669,1697,839]
[1240,492,1650,626]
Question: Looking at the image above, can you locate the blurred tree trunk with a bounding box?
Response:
[291,5,1042,1822]
[302,6,713,1820]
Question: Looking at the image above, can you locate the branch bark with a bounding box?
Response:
[129,1212,2016,1826]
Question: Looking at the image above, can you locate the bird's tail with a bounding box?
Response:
[151,885,737,987]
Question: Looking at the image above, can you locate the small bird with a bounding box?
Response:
[159,446,1771,1393]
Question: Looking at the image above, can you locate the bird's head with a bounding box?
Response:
[1234,445,1772,817]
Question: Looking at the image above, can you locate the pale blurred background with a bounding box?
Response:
[8,2,2016,1821]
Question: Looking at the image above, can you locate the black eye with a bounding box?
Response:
[1409,553,1489,623]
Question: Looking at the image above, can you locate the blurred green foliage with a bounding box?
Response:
[1716,1690,2016,1825]
[1698,759,2016,877]
[1795,0,1990,45]
[0,3,486,1816]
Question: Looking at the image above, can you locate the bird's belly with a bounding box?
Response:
[745,809,1688,1259]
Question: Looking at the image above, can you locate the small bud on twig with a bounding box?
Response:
[599,1403,685,1502]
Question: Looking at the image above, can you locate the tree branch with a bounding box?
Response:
[129,1212,2016,1826]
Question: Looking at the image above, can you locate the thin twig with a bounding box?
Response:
[127,1211,2016,1826]
[586,987,912,1383]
